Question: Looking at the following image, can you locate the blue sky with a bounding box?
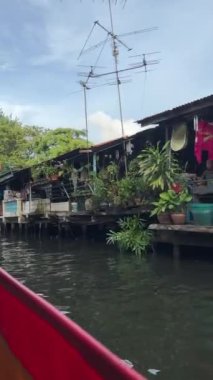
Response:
[0,0,213,142]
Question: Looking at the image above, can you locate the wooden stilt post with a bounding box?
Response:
[11,223,15,233]
[44,222,48,237]
[81,224,87,239]
[19,223,22,235]
[152,243,158,255]
[173,244,180,260]
[58,223,61,238]
[39,222,42,239]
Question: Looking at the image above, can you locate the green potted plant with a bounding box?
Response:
[31,165,45,181]
[116,176,135,208]
[151,187,192,225]
[128,159,152,206]
[138,142,181,192]
[45,164,59,181]
[89,173,108,211]
[151,193,173,224]
[168,188,192,224]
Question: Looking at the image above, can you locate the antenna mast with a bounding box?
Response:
[108,0,127,174]
[77,1,159,175]
[82,83,89,148]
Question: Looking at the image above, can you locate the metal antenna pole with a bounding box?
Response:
[83,84,89,148]
[108,0,127,175]
[82,83,90,169]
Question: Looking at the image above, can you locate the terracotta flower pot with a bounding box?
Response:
[157,213,171,225]
[49,174,59,181]
[171,213,185,225]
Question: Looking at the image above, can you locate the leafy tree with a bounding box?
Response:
[0,112,28,169]
[0,111,89,168]
[31,128,88,163]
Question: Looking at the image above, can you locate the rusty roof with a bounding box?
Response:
[137,94,213,127]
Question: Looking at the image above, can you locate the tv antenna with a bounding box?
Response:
[78,65,95,151]
[77,65,131,159]
[129,51,160,116]
[78,0,158,174]
[129,51,160,71]
[90,59,159,78]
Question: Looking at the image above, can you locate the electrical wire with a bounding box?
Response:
[93,35,110,70]
[77,22,97,60]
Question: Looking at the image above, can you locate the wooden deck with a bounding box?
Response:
[149,224,213,250]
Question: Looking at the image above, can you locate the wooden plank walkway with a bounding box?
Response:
[149,224,213,250]
[149,224,213,234]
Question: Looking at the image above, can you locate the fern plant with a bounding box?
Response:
[107,216,151,255]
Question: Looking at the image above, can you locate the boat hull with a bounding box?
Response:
[0,268,145,380]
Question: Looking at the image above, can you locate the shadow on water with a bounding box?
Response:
[0,236,213,380]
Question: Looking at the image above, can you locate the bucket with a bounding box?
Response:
[189,203,213,226]
[71,202,78,213]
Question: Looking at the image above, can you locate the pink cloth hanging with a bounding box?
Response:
[194,120,213,163]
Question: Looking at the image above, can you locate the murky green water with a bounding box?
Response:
[0,237,213,379]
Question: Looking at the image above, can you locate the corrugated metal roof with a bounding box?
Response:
[137,94,213,127]
[0,167,30,185]
[26,130,150,171]
[91,135,133,153]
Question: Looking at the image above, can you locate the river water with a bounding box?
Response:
[0,236,213,380]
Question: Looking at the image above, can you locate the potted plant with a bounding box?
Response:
[151,193,173,224]
[151,188,192,225]
[138,142,181,192]
[89,173,108,211]
[116,176,135,208]
[168,188,192,224]
[31,165,45,181]
[45,164,59,181]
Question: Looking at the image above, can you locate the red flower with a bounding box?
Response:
[171,183,182,193]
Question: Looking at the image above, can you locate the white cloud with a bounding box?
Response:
[88,111,141,141]
[0,62,14,71]
[0,101,156,145]
[0,101,40,124]
[25,0,50,7]
[0,100,82,130]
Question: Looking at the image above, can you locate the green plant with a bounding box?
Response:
[128,157,140,177]
[61,160,73,176]
[134,176,152,202]
[116,176,135,206]
[31,162,59,179]
[138,142,181,191]
[107,216,151,255]
[44,163,59,177]
[95,163,120,206]
[90,173,108,203]
[151,189,192,216]
[105,162,119,181]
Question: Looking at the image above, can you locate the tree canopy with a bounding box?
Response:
[0,111,89,169]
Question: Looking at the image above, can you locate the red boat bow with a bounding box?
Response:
[0,268,146,380]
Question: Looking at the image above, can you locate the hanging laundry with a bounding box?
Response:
[194,120,213,163]
[126,141,134,155]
